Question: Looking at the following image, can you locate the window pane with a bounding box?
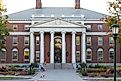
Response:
[24,36,29,45]
[98,37,103,45]
[98,25,103,31]
[76,36,80,45]
[109,37,114,45]
[36,36,39,45]
[87,37,91,45]
[12,36,18,45]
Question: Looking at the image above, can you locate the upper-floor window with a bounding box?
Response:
[24,36,29,45]
[12,36,18,45]
[36,36,39,45]
[87,37,91,45]
[109,37,114,45]
[76,36,80,45]
[98,25,103,31]
[24,24,30,31]
[98,37,103,45]
[86,25,91,31]
[97,48,103,63]
[13,24,18,31]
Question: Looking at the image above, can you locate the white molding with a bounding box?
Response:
[9,32,30,35]
[86,32,108,35]
[84,21,105,23]
[8,21,32,23]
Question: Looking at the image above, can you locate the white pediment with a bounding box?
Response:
[30,18,85,28]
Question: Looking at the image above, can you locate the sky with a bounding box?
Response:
[3,0,113,14]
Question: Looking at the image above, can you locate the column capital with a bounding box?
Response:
[82,31,86,34]
[30,32,34,34]
[61,31,66,34]
[39,31,44,34]
[72,31,76,34]
[50,31,55,34]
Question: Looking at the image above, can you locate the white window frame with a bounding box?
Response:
[12,36,18,45]
[86,48,92,63]
[13,24,18,31]
[98,37,103,45]
[87,36,91,45]
[0,48,6,61]
[24,36,29,45]
[12,48,18,61]
[97,48,103,63]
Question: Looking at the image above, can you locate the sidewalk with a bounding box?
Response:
[30,69,83,81]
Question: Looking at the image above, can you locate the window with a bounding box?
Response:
[109,48,114,63]
[12,48,18,61]
[98,37,103,45]
[36,36,39,45]
[86,25,91,31]
[36,51,40,61]
[76,36,80,45]
[24,36,29,45]
[76,51,80,63]
[98,25,103,31]
[109,37,114,45]
[86,48,92,63]
[12,36,18,45]
[0,48,6,61]
[87,37,91,45]
[24,24,30,31]
[13,24,18,31]
[24,48,29,61]
[97,48,103,63]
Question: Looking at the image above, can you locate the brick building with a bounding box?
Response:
[1,0,121,64]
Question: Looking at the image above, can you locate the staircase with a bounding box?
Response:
[43,63,73,69]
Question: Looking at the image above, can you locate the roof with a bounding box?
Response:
[8,7,107,20]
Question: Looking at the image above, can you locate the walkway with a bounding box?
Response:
[30,69,83,81]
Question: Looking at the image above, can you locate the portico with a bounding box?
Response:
[29,18,86,64]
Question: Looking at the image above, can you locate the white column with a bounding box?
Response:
[72,31,76,63]
[30,32,35,63]
[62,31,66,63]
[81,32,86,63]
[50,31,54,63]
[40,31,44,64]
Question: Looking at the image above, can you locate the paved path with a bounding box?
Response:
[30,69,83,81]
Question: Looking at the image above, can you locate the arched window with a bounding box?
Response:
[109,48,114,63]
[12,48,18,61]
[97,48,103,63]
[24,48,29,61]
[86,48,92,63]
[0,48,6,61]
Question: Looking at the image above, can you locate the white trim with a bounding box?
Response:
[8,21,31,23]
[10,32,30,35]
[84,21,105,23]
[86,32,108,35]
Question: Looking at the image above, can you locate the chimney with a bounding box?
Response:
[75,0,80,9]
[36,0,42,9]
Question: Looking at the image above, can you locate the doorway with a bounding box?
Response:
[54,36,62,63]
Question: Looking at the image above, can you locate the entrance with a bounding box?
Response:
[54,36,62,63]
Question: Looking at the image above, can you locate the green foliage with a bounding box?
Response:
[105,0,121,45]
[0,6,9,51]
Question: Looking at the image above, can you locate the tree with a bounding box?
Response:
[105,0,121,45]
[0,1,9,51]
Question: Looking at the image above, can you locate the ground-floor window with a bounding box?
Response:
[86,48,92,63]
[109,48,114,63]
[36,51,40,62]
[12,48,18,61]
[76,51,80,63]
[24,48,29,61]
[0,48,6,61]
[97,48,103,63]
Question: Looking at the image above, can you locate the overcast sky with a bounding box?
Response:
[3,0,113,14]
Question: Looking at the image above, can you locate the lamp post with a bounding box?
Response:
[111,24,119,81]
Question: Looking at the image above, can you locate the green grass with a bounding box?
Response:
[0,76,25,80]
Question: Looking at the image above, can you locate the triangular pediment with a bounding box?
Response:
[30,18,86,28]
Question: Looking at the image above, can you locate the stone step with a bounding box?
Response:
[43,63,73,69]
